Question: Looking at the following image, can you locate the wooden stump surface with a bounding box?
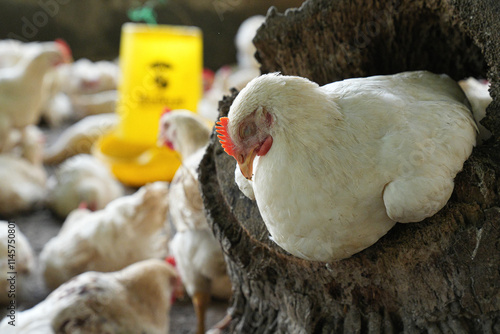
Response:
[199,0,500,332]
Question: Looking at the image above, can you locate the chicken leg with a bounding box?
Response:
[206,313,233,334]
[193,291,211,334]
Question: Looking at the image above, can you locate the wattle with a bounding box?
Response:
[257,135,273,156]
[165,140,175,151]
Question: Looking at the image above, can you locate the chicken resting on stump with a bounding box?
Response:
[217,71,477,262]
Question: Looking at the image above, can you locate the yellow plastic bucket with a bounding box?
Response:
[93,23,203,187]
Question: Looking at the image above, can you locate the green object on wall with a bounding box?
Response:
[127,0,167,25]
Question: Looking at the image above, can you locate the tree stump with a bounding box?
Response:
[199,0,500,332]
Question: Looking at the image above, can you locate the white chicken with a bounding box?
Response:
[458,77,492,143]
[0,157,46,217]
[0,259,178,333]
[159,110,232,334]
[0,126,47,217]
[216,71,477,262]
[37,57,119,125]
[40,91,73,128]
[0,39,24,68]
[43,113,118,164]
[71,89,118,118]
[58,58,119,95]
[158,109,211,171]
[7,124,45,165]
[235,15,266,69]
[0,221,35,305]
[40,182,170,291]
[0,39,72,152]
[39,66,74,128]
[0,39,74,127]
[46,154,124,217]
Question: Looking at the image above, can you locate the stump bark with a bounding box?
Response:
[199,0,500,332]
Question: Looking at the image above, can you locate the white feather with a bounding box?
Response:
[0,259,176,334]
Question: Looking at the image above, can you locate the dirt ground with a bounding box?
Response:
[0,123,230,333]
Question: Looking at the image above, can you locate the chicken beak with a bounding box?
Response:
[238,148,257,180]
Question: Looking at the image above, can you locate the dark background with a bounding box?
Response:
[0,0,305,70]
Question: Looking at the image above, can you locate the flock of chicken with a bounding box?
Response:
[0,15,265,334]
[0,11,494,334]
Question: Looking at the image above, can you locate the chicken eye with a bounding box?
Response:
[239,123,257,139]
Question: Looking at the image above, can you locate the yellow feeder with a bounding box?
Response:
[93,23,203,187]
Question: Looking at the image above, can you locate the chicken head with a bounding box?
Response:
[216,106,273,180]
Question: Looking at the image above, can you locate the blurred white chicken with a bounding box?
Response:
[235,15,266,69]
[46,154,124,217]
[43,113,118,164]
[0,221,35,305]
[0,154,47,217]
[458,77,492,143]
[0,39,24,68]
[198,15,265,121]
[40,182,170,291]
[0,39,72,152]
[159,110,232,334]
[37,57,119,126]
[40,91,73,128]
[39,67,74,128]
[216,71,477,262]
[7,124,45,165]
[71,89,118,118]
[58,57,119,96]
[0,126,47,217]
[0,259,178,333]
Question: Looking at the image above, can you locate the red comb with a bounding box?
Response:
[165,256,181,304]
[161,107,172,116]
[165,256,176,267]
[202,68,215,92]
[54,39,72,60]
[203,68,215,80]
[215,117,235,157]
